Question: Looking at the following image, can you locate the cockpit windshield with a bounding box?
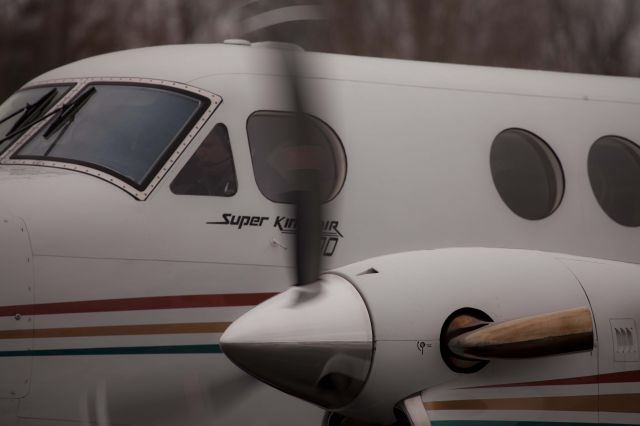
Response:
[0,85,71,154]
[14,84,207,190]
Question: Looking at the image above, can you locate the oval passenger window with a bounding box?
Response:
[588,136,640,227]
[490,128,564,220]
[246,111,346,203]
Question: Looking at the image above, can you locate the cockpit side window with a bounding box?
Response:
[0,85,72,155]
[13,84,208,190]
[246,111,346,203]
[170,123,237,196]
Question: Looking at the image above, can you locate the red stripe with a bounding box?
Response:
[0,293,277,317]
[463,370,640,389]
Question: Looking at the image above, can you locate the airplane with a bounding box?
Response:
[0,36,639,426]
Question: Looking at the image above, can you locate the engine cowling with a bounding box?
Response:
[221,248,596,424]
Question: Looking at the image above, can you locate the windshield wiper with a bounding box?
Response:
[0,106,28,127]
[0,87,96,147]
[7,88,58,135]
[43,87,96,139]
[0,88,58,132]
[0,105,61,146]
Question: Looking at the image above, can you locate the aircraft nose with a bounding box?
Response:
[220,274,373,409]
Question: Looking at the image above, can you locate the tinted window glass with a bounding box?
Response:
[171,124,237,196]
[15,84,205,189]
[490,129,564,220]
[0,85,71,154]
[588,136,640,227]
[247,111,346,203]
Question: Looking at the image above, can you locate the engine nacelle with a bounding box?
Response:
[222,248,597,424]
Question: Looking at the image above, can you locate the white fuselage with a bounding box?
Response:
[0,43,639,426]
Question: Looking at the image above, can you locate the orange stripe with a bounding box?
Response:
[425,395,597,411]
[599,393,640,413]
[0,322,231,339]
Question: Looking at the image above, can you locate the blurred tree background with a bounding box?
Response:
[1,0,639,100]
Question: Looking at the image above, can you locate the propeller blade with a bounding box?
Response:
[294,168,322,285]
[241,0,329,287]
[286,51,323,285]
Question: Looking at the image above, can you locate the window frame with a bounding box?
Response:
[246,110,347,204]
[1,77,222,200]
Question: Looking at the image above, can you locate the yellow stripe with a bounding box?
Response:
[0,322,231,339]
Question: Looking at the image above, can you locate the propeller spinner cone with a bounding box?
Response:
[220,275,373,409]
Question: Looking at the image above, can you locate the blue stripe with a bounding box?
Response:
[432,422,638,426]
[0,344,222,357]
